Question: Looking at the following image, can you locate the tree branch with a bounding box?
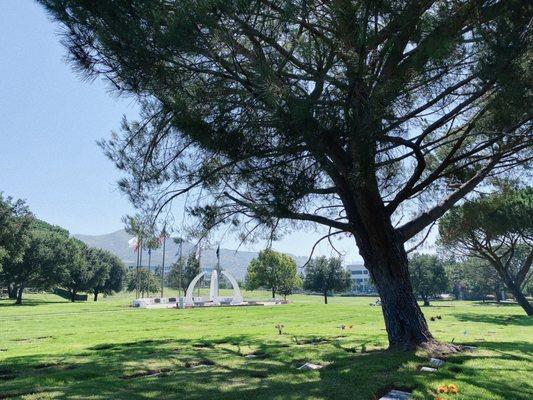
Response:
[398,155,501,241]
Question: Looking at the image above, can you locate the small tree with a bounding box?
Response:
[87,248,127,301]
[105,258,127,296]
[1,219,72,304]
[86,248,109,301]
[303,257,351,304]
[167,256,187,293]
[183,253,201,291]
[246,249,298,299]
[3,231,67,304]
[61,239,92,302]
[278,269,302,301]
[0,194,32,298]
[439,188,533,315]
[127,268,159,295]
[408,253,448,306]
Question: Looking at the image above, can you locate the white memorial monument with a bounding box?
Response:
[185,269,243,306]
[132,265,285,308]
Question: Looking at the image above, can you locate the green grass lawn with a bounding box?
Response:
[0,292,531,400]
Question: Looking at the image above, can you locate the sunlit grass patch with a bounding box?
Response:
[0,293,531,399]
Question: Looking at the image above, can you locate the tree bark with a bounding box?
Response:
[324,291,328,304]
[344,185,435,349]
[272,287,275,299]
[94,291,99,302]
[71,290,76,302]
[510,286,533,316]
[500,272,533,315]
[356,234,435,350]
[489,261,533,315]
[15,285,24,305]
[423,295,430,307]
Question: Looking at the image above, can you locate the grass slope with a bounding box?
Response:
[0,292,531,400]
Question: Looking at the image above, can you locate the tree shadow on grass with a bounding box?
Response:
[419,301,457,308]
[0,335,420,400]
[0,336,531,400]
[471,341,533,362]
[0,297,67,308]
[472,301,521,307]
[429,341,533,400]
[454,313,532,326]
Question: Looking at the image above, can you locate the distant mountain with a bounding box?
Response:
[73,229,308,281]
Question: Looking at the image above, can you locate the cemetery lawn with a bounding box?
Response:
[0,293,531,400]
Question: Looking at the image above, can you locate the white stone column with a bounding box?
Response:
[209,270,219,303]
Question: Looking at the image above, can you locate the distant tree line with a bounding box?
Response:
[239,242,531,312]
[409,252,532,312]
[0,193,127,304]
[243,250,352,304]
[2,186,530,313]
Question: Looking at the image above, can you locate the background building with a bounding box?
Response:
[345,263,376,294]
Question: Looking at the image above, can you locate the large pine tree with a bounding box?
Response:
[39,0,532,349]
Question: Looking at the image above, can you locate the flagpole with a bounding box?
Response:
[139,239,144,298]
[135,236,140,299]
[160,229,166,298]
[178,239,183,298]
[147,248,152,296]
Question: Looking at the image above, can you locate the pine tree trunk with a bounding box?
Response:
[500,273,532,315]
[271,288,275,299]
[94,291,99,302]
[357,236,435,350]
[511,286,533,316]
[71,290,76,302]
[344,185,436,349]
[492,263,532,316]
[324,291,328,304]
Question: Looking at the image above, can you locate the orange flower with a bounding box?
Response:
[437,385,448,393]
[448,384,458,394]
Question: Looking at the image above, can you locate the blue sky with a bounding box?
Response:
[0,1,362,261]
[0,1,136,233]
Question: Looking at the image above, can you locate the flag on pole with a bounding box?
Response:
[128,237,140,252]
